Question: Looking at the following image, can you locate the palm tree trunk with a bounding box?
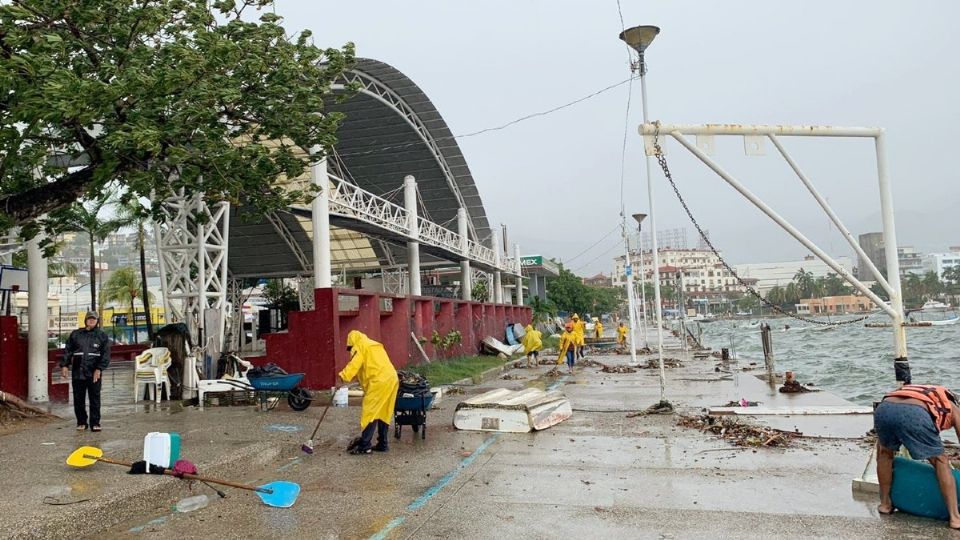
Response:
[131,296,138,344]
[88,233,97,311]
[138,222,154,341]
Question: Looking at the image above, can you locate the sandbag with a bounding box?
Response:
[891,456,960,520]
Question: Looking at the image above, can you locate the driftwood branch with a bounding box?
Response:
[0,391,60,419]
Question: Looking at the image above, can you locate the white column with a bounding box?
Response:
[404,175,422,296]
[492,229,503,303]
[457,208,471,300]
[622,227,639,364]
[876,133,908,381]
[514,244,524,306]
[27,234,49,402]
[641,69,667,403]
[636,241,649,346]
[311,149,332,288]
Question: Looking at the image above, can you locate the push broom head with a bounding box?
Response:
[301,441,314,454]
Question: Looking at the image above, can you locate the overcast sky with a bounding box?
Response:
[276,1,960,277]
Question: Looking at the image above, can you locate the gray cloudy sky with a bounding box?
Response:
[277,1,960,276]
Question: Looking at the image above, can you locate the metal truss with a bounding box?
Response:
[265,212,310,272]
[333,69,478,241]
[154,190,230,344]
[326,173,516,275]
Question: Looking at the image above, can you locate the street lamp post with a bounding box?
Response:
[631,214,650,348]
[620,25,669,407]
[621,221,639,364]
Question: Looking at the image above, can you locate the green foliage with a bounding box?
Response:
[736,294,759,312]
[101,267,154,307]
[0,0,355,237]
[430,330,462,360]
[471,280,489,302]
[546,266,624,316]
[530,296,557,325]
[263,279,299,314]
[407,355,507,386]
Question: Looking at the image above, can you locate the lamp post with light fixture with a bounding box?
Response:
[620,25,669,406]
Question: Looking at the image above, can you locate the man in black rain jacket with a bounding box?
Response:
[61,311,111,431]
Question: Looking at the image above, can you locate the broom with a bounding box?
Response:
[301,391,336,454]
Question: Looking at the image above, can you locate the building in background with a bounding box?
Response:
[897,246,924,276]
[857,232,886,280]
[796,295,875,315]
[856,231,925,278]
[733,255,854,296]
[582,273,611,288]
[613,248,744,295]
[923,248,960,280]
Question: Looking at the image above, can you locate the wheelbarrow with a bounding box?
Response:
[248,373,312,412]
[394,393,435,440]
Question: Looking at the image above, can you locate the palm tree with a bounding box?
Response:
[116,199,156,341]
[101,267,155,344]
[58,195,125,311]
[793,268,815,300]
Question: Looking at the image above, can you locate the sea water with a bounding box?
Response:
[699,319,960,405]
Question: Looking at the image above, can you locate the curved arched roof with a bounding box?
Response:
[227,58,494,278]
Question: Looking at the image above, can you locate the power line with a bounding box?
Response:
[564,223,622,264]
[572,235,624,274]
[334,76,638,159]
[615,0,635,218]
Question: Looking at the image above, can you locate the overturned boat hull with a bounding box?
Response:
[454,388,572,433]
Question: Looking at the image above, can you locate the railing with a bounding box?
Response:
[326,174,513,273]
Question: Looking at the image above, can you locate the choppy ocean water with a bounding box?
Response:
[698,318,960,405]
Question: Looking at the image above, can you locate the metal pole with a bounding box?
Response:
[636,228,649,347]
[875,133,909,384]
[492,229,503,303]
[514,244,524,306]
[403,175,422,296]
[668,131,896,319]
[639,58,667,402]
[457,208,471,301]
[311,151,332,289]
[27,232,49,402]
[622,223,639,364]
[767,134,893,295]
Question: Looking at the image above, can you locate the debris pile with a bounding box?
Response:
[578,359,603,368]
[710,351,723,359]
[544,367,563,377]
[677,414,797,448]
[636,347,653,355]
[501,374,525,381]
[643,357,683,369]
[601,364,637,373]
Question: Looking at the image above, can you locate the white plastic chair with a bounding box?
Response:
[134,347,172,403]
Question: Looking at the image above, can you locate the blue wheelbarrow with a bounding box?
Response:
[248,373,312,412]
[394,393,435,440]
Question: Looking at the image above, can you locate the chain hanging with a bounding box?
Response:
[651,123,868,326]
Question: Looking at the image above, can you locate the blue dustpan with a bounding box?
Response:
[256,481,300,508]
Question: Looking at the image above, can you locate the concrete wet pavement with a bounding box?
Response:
[55,349,950,539]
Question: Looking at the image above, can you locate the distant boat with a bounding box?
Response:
[865,315,959,328]
[921,299,951,311]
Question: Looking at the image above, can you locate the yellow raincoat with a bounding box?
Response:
[594,321,604,339]
[556,329,576,364]
[338,331,400,428]
[616,324,628,345]
[521,324,542,354]
[572,316,586,346]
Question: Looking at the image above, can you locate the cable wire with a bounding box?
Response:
[334,76,638,159]
[564,223,622,264]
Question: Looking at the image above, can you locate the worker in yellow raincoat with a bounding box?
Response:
[557,323,577,373]
[572,314,586,360]
[338,330,400,455]
[594,318,604,339]
[521,324,542,368]
[616,321,628,350]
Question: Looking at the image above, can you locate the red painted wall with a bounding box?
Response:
[261,289,530,390]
